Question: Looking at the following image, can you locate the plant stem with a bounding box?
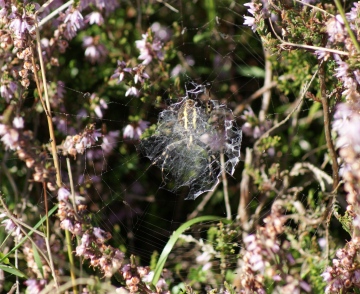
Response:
[65,230,78,294]
[34,15,62,187]
[66,158,78,214]
[42,183,50,240]
[220,152,231,220]
[318,62,339,190]
[66,158,78,294]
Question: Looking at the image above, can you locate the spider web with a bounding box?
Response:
[138,85,242,200]
[51,0,302,267]
[45,0,257,272]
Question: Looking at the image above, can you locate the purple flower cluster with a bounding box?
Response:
[238,203,311,293]
[58,187,125,277]
[123,120,149,140]
[57,186,171,293]
[321,238,360,293]
[135,32,164,65]
[0,117,57,190]
[83,36,107,64]
[243,1,268,32]
[332,102,360,236]
[0,213,22,242]
[61,124,101,158]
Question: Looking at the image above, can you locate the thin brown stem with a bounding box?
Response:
[318,62,339,190]
[34,15,62,187]
[42,182,50,240]
[259,49,272,122]
[268,16,348,56]
[254,66,319,153]
[66,158,77,214]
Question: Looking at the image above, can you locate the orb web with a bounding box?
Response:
[139,89,242,200]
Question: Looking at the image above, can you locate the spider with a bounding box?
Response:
[138,83,242,200]
[147,98,220,186]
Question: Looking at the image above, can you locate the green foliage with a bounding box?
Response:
[0,264,26,278]
[335,209,353,235]
[1,0,357,292]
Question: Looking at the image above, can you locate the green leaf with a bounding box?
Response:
[0,264,26,278]
[32,243,44,278]
[0,253,9,265]
[193,32,212,43]
[237,66,265,78]
[0,205,58,264]
[151,215,228,286]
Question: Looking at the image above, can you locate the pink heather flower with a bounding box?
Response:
[83,36,107,64]
[244,234,256,244]
[81,233,91,247]
[332,103,360,149]
[125,86,139,97]
[334,60,349,79]
[354,69,360,85]
[73,222,82,235]
[85,11,104,25]
[24,279,47,294]
[76,244,86,256]
[8,5,35,37]
[123,120,149,140]
[111,60,132,83]
[318,238,327,249]
[58,187,71,201]
[243,2,257,31]
[1,128,19,150]
[244,2,256,15]
[133,66,150,84]
[171,64,183,77]
[151,22,171,41]
[326,15,345,43]
[55,81,66,100]
[346,2,360,29]
[142,270,154,283]
[123,125,135,139]
[244,16,256,31]
[89,93,108,118]
[0,124,6,136]
[0,81,18,102]
[135,33,164,65]
[2,218,16,232]
[0,1,7,20]
[93,227,107,242]
[101,130,119,154]
[94,103,105,118]
[249,253,265,272]
[92,0,119,14]
[63,8,84,40]
[314,49,330,61]
[12,117,24,129]
[299,281,311,293]
[74,129,100,154]
[60,219,74,232]
[0,213,22,240]
[353,269,360,283]
[171,56,194,77]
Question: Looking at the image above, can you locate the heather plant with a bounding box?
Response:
[0,0,359,293]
